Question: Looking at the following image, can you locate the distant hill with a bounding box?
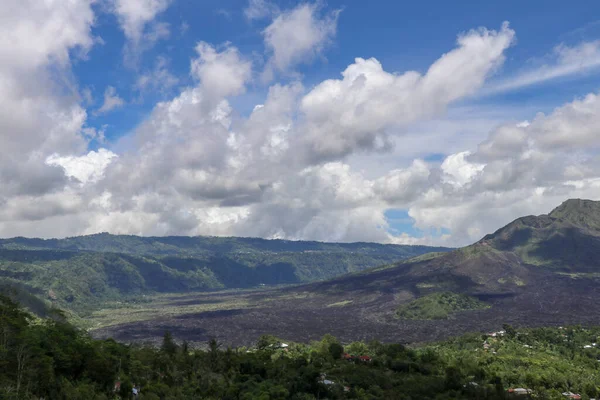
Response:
[0,233,447,257]
[0,234,450,315]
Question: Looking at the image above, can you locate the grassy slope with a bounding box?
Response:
[396,292,490,320]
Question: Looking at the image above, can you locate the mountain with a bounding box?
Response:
[479,198,600,271]
[0,233,449,315]
[92,199,600,346]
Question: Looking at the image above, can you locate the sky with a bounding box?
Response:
[2,0,600,247]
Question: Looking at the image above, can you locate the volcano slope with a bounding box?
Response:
[93,199,600,347]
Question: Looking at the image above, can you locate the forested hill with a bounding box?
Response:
[0,234,450,316]
[0,233,448,258]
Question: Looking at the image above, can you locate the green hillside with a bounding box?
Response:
[0,234,449,317]
[396,292,490,320]
[0,233,447,258]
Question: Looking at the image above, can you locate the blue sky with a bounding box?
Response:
[81,0,600,142]
[2,0,600,245]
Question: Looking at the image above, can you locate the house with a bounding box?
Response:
[508,388,533,396]
[359,355,372,362]
[319,374,335,386]
[343,353,356,361]
[562,392,582,399]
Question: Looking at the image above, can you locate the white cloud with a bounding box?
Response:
[485,40,600,94]
[0,0,95,203]
[46,149,117,185]
[373,160,431,204]
[244,0,278,20]
[191,42,253,101]
[0,0,95,70]
[96,86,125,114]
[113,0,171,43]
[440,151,484,187]
[112,0,172,65]
[298,23,515,161]
[262,3,339,80]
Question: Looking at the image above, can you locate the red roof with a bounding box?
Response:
[359,355,372,361]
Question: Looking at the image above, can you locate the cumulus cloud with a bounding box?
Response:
[191,42,253,101]
[262,3,339,80]
[373,160,432,204]
[299,23,515,161]
[46,149,118,185]
[0,0,95,201]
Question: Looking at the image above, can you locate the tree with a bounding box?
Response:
[503,324,517,339]
[119,378,133,399]
[161,331,178,357]
[328,342,344,360]
[208,337,222,371]
[257,335,279,350]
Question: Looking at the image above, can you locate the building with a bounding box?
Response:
[508,388,533,396]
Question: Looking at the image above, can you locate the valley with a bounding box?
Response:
[91,199,600,347]
[0,234,448,322]
[91,258,600,347]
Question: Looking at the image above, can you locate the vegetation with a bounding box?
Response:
[0,234,449,319]
[396,292,490,320]
[0,233,449,260]
[3,296,600,399]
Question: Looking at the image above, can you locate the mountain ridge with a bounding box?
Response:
[0,232,448,256]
